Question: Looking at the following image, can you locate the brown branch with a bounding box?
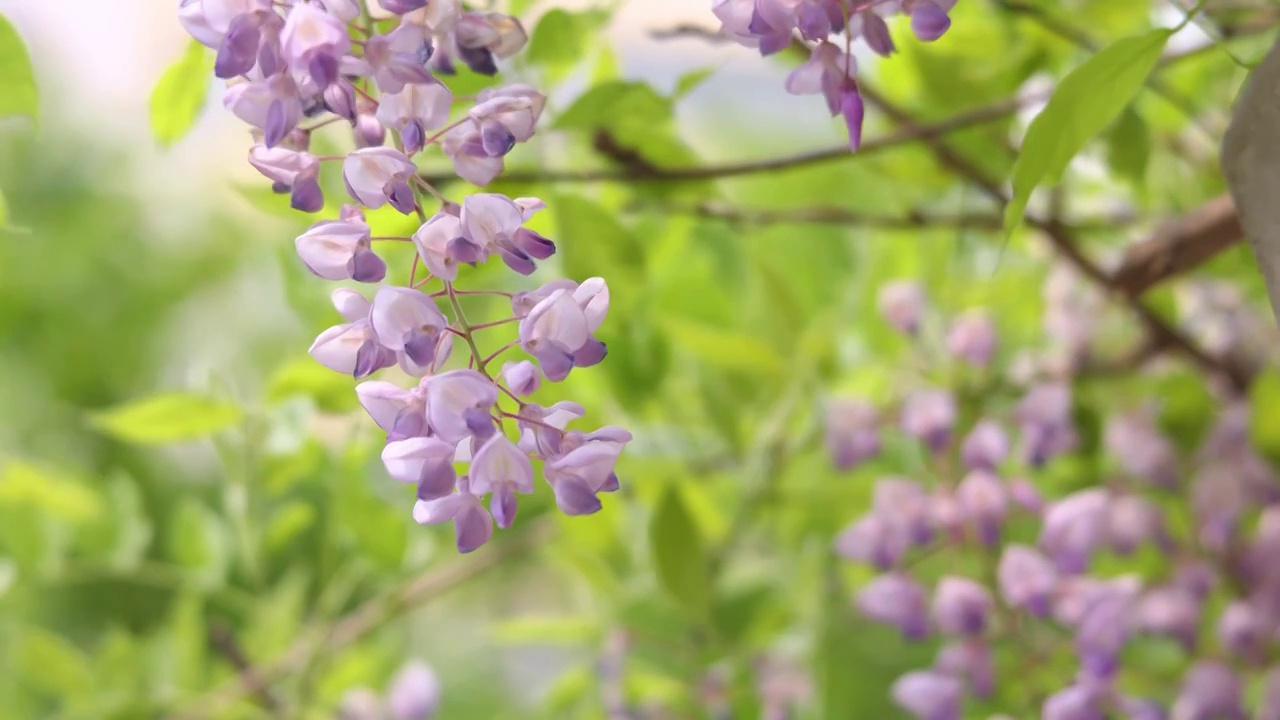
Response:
[208,622,284,715]
[858,85,1252,391]
[167,520,554,719]
[1110,195,1243,295]
[661,201,1134,233]
[418,95,1029,186]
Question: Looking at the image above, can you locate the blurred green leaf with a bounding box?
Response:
[0,13,37,122]
[526,9,587,69]
[1250,368,1280,464]
[268,357,358,413]
[649,484,711,615]
[490,616,600,646]
[1106,106,1151,187]
[0,461,100,523]
[167,500,229,586]
[1005,29,1172,233]
[87,392,242,444]
[1154,369,1214,448]
[149,39,213,147]
[661,319,786,378]
[673,68,715,100]
[17,626,94,700]
[263,500,316,554]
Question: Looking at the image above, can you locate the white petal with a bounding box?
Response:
[412,213,463,282]
[572,277,610,333]
[426,369,499,443]
[332,288,371,322]
[356,381,414,431]
[461,194,524,248]
[295,221,366,279]
[370,286,446,351]
[412,495,464,525]
[308,322,369,374]
[470,435,534,495]
[522,289,589,351]
[382,436,455,484]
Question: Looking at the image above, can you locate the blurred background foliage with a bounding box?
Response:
[1,0,1279,718]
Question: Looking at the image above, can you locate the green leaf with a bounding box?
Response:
[649,484,711,615]
[0,461,100,524]
[88,392,243,444]
[526,9,584,68]
[149,39,213,147]
[263,500,316,553]
[0,13,38,121]
[490,616,600,646]
[0,187,8,226]
[17,626,94,700]
[1004,28,1172,233]
[267,357,358,413]
[660,319,786,378]
[1106,106,1151,187]
[1249,368,1280,464]
[673,68,715,100]
[167,500,230,586]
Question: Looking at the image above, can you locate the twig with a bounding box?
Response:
[167,519,554,719]
[418,96,1030,186]
[663,201,1134,232]
[208,621,285,715]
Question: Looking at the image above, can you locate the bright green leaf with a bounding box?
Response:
[167,500,229,586]
[0,187,8,226]
[0,13,38,121]
[17,626,94,700]
[674,68,715,100]
[526,9,584,68]
[88,392,242,444]
[268,357,358,412]
[1004,28,1172,233]
[149,39,213,147]
[649,484,711,615]
[661,319,786,378]
[0,461,100,523]
[1249,368,1280,464]
[1106,106,1152,187]
[490,616,600,645]
[264,500,316,553]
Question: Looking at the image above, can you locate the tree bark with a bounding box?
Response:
[1222,35,1280,325]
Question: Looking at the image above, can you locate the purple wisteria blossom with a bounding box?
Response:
[182,0,628,555]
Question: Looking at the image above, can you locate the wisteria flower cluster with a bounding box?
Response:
[178,0,630,553]
[827,281,1280,719]
[338,659,440,720]
[710,0,958,150]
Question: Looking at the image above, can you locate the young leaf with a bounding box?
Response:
[17,627,94,700]
[1004,28,1172,233]
[149,39,213,147]
[649,484,711,615]
[0,12,38,122]
[526,9,584,69]
[1106,106,1152,187]
[88,392,243,444]
[674,68,715,100]
[1249,368,1280,464]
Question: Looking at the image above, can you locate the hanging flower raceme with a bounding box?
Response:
[180,0,629,555]
[711,0,959,150]
[825,281,1280,719]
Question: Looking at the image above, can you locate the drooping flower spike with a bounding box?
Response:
[181,0,629,555]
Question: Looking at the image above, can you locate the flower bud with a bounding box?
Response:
[901,388,956,453]
[956,469,1006,546]
[857,573,929,639]
[933,577,992,636]
[835,514,907,570]
[961,419,1009,471]
[1171,662,1244,720]
[946,310,997,367]
[824,399,880,471]
[891,671,963,720]
[877,281,926,335]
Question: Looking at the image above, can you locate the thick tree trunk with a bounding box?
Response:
[1222,35,1280,325]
